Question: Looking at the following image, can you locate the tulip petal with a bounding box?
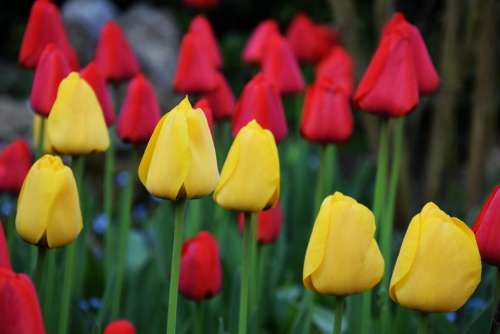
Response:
[138,115,166,186]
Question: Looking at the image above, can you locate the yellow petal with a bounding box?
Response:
[138,115,166,186]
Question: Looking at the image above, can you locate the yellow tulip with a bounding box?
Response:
[138,96,219,200]
[303,192,384,295]
[213,120,280,212]
[390,202,481,312]
[16,155,83,248]
[33,114,53,153]
[47,72,109,154]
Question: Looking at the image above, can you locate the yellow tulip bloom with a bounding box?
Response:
[214,120,280,212]
[138,96,219,200]
[16,155,83,248]
[33,114,52,154]
[303,192,384,295]
[390,202,481,312]
[47,72,109,154]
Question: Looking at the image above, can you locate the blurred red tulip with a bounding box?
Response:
[30,44,71,116]
[0,140,32,193]
[95,21,140,81]
[189,16,222,68]
[80,62,115,126]
[238,202,283,244]
[117,73,161,143]
[232,73,287,142]
[0,225,11,270]
[183,0,218,9]
[194,98,214,134]
[103,319,136,334]
[200,72,235,121]
[0,268,46,334]
[315,46,354,95]
[473,186,500,266]
[179,231,222,302]
[242,19,280,64]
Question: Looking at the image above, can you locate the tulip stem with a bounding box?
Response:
[166,199,187,334]
[249,213,258,328]
[194,302,204,334]
[490,268,500,334]
[43,249,56,332]
[103,133,115,281]
[238,212,254,334]
[334,296,344,334]
[36,116,46,159]
[417,312,429,334]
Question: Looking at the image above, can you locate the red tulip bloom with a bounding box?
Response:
[19,0,78,70]
[473,186,500,266]
[353,12,439,117]
[173,32,219,93]
[315,46,354,95]
[232,73,287,142]
[117,73,161,143]
[95,21,140,81]
[0,140,32,193]
[0,225,11,270]
[200,72,235,120]
[103,320,136,334]
[183,0,218,9]
[30,44,71,116]
[179,231,222,302]
[261,33,305,95]
[238,202,283,244]
[0,268,46,334]
[242,19,280,64]
[80,62,115,126]
[194,99,214,134]
[188,16,222,68]
[300,78,353,144]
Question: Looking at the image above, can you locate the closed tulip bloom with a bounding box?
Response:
[103,320,136,334]
[0,268,46,334]
[238,201,283,244]
[472,186,500,266]
[47,72,110,154]
[0,140,32,193]
[315,46,354,95]
[390,203,481,312]
[303,192,384,295]
[194,99,214,135]
[0,225,11,269]
[189,16,222,68]
[16,155,82,248]
[242,19,280,64]
[80,62,115,126]
[200,72,235,120]
[183,0,218,9]
[138,97,219,200]
[30,44,70,116]
[95,21,140,81]
[232,73,287,142]
[179,231,222,301]
[117,73,161,143]
[33,115,53,154]
[214,120,280,212]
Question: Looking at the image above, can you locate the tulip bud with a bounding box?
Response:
[138,97,219,200]
[179,231,222,301]
[315,46,354,96]
[200,72,235,121]
[303,192,384,295]
[103,320,136,334]
[472,186,500,266]
[238,201,283,244]
[0,225,11,269]
[47,72,110,154]
[242,20,280,64]
[80,62,115,126]
[16,155,82,248]
[194,98,214,135]
[0,140,32,193]
[33,115,53,154]
[390,202,481,312]
[188,16,222,68]
[214,120,280,212]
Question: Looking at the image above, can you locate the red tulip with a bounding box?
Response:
[194,98,214,134]
[353,12,439,117]
[261,33,305,95]
[232,73,287,142]
[30,44,71,116]
[80,62,115,126]
[188,16,222,68]
[472,186,500,266]
[179,231,222,302]
[183,0,218,9]
[238,202,283,244]
[242,19,280,64]
[315,46,354,95]
[300,78,353,144]
[18,0,78,70]
[0,225,11,270]
[103,319,136,334]
[117,73,161,143]
[200,72,235,120]
[0,268,46,334]
[173,32,219,93]
[0,140,32,193]
[95,21,140,81]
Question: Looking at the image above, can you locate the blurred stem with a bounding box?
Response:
[43,250,56,332]
[194,302,204,334]
[36,116,45,159]
[249,213,258,327]
[334,296,345,334]
[33,247,47,289]
[490,269,500,334]
[103,134,115,280]
[256,245,268,330]
[417,312,429,334]
[166,199,187,334]
[238,212,254,334]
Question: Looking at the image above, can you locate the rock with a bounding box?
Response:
[0,96,32,145]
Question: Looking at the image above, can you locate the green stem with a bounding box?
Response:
[33,247,47,289]
[334,296,345,334]
[36,117,46,159]
[194,302,204,334]
[313,146,328,211]
[417,312,429,334]
[490,268,500,334]
[103,135,115,280]
[249,213,258,328]
[43,250,56,332]
[238,212,253,334]
[256,245,268,330]
[166,199,187,334]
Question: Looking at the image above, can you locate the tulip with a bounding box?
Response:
[94,21,140,81]
[33,115,53,154]
[0,225,11,269]
[390,202,481,312]
[117,73,161,143]
[200,72,235,121]
[232,73,287,142]
[315,46,354,96]
[472,186,500,266]
[30,44,70,116]
[138,96,219,200]
[242,20,280,64]
[103,320,136,334]
[238,201,283,244]
[194,98,214,135]
[0,268,46,334]
[16,155,82,248]
[214,120,280,212]
[80,62,115,126]
[179,231,222,301]
[47,72,110,154]
[0,140,33,193]
[303,192,384,295]
[188,16,222,68]
[183,0,218,9]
